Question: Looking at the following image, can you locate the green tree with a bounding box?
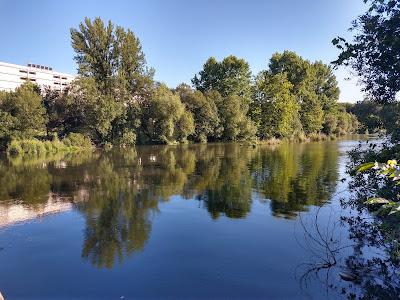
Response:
[64,78,124,144]
[0,83,47,140]
[71,17,153,97]
[268,51,339,134]
[299,89,324,134]
[254,72,301,138]
[207,91,256,141]
[71,17,155,145]
[349,100,384,133]
[141,84,194,144]
[175,83,220,142]
[192,55,253,107]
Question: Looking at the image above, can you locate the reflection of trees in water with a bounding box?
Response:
[0,142,340,268]
[194,144,254,219]
[253,142,339,218]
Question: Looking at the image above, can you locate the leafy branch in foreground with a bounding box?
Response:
[357,159,400,216]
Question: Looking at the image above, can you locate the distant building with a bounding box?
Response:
[0,61,75,92]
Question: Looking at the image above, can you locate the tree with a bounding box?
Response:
[175,83,220,142]
[71,18,117,92]
[298,89,324,134]
[207,91,256,141]
[141,84,194,144]
[70,17,155,145]
[268,51,339,134]
[71,17,153,98]
[254,72,301,138]
[349,100,384,133]
[192,55,253,108]
[63,78,124,144]
[0,83,47,140]
[333,0,400,102]
[269,51,309,92]
[192,56,256,141]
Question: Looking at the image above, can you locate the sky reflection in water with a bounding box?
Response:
[0,140,361,299]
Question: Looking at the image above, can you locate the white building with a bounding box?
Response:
[0,61,75,92]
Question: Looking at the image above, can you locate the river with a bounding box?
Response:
[0,137,369,299]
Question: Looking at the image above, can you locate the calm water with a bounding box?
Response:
[0,139,363,299]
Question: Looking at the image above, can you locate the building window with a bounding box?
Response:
[53,75,60,79]
[30,79,36,82]
[19,70,27,73]
[61,76,67,80]
[20,77,27,80]
[29,71,36,75]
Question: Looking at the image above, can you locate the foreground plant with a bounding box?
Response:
[357,159,400,216]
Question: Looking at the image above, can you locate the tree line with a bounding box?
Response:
[0,17,359,150]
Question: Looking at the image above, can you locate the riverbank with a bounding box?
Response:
[6,133,93,156]
[3,132,365,156]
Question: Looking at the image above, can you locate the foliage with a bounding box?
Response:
[70,17,154,146]
[332,0,400,102]
[175,83,221,142]
[0,18,361,150]
[63,132,93,149]
[349,100,385,133]
[64,77,124,144]
[71,17,153,98]
[256,51,355,137]
[6,135,93,156]
[208,91,257,141]
[253,72,301,138]
[192,55,252,106]
[0,83,47,143]
[141,84,194,144]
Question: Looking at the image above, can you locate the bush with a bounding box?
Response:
[6,135,93,156]
[116,130,136,148]
[63,133,93,149]
[7,140,23,155]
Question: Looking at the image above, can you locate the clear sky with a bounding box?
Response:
[0,0,367,102]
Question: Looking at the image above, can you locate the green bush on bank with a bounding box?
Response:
[63,132,93,149]
[7,133,93,156]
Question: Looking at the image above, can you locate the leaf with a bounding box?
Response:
[392,170,400,181]
[364,197,390,205]
[388,205,400,215]
[356,162,375,173]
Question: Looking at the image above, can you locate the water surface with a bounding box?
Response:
[0,139,362,299]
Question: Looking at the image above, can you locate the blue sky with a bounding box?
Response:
[0,0,366,102]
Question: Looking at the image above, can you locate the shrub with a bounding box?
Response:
[116,130,136,148]
[6,135,93,156]
[63,133,93,149]
[7,140,23,155]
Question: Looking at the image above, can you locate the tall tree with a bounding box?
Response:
[192,55,253,107]
[254,73,301,138]
[70,17,155,145]
[71,17,154,98]
[268,51,338,134]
